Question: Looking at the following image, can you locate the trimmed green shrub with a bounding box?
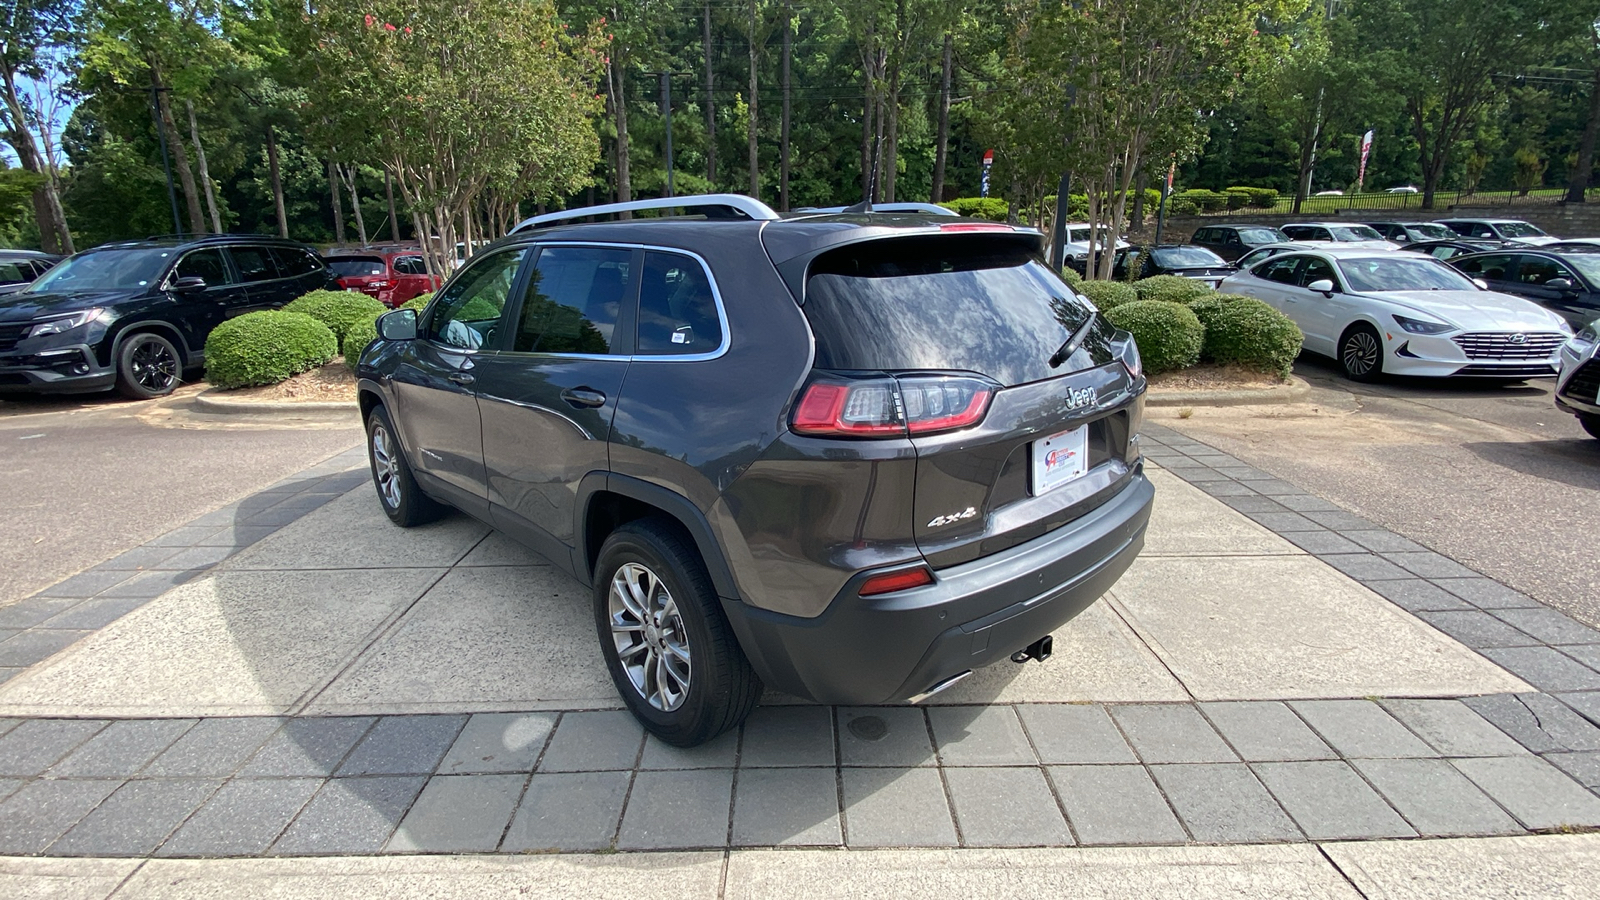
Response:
[400,291,435,311]
[1187,293,1304,378]
[1225,186,1279,209]
[1059,266,1083,286]
[938,197,1010,221]
[1175,189,1229,212]
[1168,197,1198,216]
[284,290,388,342]
[1134,274,1213,304]
[342,315,379,368]
[1103,300,1203,376]
[205,310,337,389]
[1076,279,1138,311]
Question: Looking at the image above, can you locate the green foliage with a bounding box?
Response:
[1076,279,1138,311]
[1059,266,1083,286]
[1176,189,1230,212]
[342,315,379,367]
[1511,146,1548,195]
[1168,197,1199,216]
[400,292,434,311]
[1134,275,1213,304]
[204,310,338,389]
[1187,294,1304,378]
[938,197,1010,221]
[284,290,388,341]
[1103,300,1203,376]
[1224,186,1279,208]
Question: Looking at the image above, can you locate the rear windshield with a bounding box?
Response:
[1238,227,1285,244]
[1406,224,1454,240]
[327,256,386,277]
[1152,246,1225,267]
[803,236,1101,386]
[1330,226,1385,241]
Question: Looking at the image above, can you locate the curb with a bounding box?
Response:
[1145,374,1311,408]
[191,388,359,415]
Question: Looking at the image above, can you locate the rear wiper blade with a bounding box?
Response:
[1049,307,1098,369]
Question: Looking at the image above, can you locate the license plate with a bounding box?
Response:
[1032,425,1089,496]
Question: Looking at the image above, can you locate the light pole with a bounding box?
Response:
[148,86,182,235]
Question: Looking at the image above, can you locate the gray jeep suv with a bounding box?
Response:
[356,194,1154,746]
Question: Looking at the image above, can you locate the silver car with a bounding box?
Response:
[1555,319,1600,440]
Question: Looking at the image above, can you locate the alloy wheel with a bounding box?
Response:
[1342,330,1380,377]
[130,340,178,392]
[370,423,403,509]
[608,562,692,711]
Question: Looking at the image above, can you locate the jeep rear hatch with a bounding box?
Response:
[797,234,1144,566]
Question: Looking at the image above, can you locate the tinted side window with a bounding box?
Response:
[0,262,30,284]
[1517,257,1573,286]
[1259,257,1302,284]
[270,247,320,277]
[174,249,233,285]
[229,247,280,283]
[513,246,630,354]
[1193,229,1213,243]
[394,256,426,275]
[426,249,524,350]
[1456,254,1514,280]
[1297,258,1339,288]
[637,251,722,354]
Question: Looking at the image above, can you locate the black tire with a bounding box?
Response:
[365,405,446,527]
[115,332,182,399]
[1338,323,1385,383]
[1580,414,1600,441]
[593,517,761,747]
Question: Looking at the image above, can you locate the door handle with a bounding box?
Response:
[561,387,607,408]
[448,372,476,387]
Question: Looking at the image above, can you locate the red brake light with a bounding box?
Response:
[939,223,1014,233]
[791,376,994,438]
[859,566,934,596]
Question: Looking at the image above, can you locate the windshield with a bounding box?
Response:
[328,256,387,277]
[1329,226,1385,241]
[804,236,1108,386]
[26,248,175,293]
[1238,227,1285,244]
[1498,221,1548,238]
[1407,224,1454,240]
[1563,255,1600,284]
[1152,246,1226,268]
[1338,257,1477,292]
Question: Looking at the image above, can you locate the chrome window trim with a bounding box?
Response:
[506,241,732,364]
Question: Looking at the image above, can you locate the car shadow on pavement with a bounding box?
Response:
[1461,439,1600,490]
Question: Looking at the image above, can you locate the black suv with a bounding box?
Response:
[0,235,334,398]
[356,195,1154,746]
[1189,224,1289,262]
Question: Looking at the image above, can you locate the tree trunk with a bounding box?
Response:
[861,89,874,199]
[747,0,760,200]
[386,169,401,240]
[150,60,205,236]
[342,164,368,245]
[1567,62,1600,203]
[329,158,346,244]
[0,65,71,253]
[930,32,952,204]
[265,124,288,238]
[883,0,904,203]
[1131,171,1146,229]
[608,60,631,207]
[779,1,791,210]
[186,100,221,233]
[704,1,717,184]
[1294,86,1324,215]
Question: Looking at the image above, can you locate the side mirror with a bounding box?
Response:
[376,308,418,341]
[170,276,207,292]
[1472,278,1489,290]
[1547,278,1575,291]
[1306,279,1336,295]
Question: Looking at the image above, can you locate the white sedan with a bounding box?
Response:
[1218,249,1573,381]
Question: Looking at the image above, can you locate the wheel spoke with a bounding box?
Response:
[607,560,692,712]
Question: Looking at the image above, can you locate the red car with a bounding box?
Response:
[325,248,441,307]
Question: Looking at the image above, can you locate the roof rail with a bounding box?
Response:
[794,202,957,216]
[511,193,781,233]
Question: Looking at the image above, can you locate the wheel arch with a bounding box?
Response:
[577,473,741,601]
[106,320,192,369]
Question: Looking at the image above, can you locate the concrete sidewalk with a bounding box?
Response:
[0,424,1597,893]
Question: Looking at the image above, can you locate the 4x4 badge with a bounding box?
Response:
[1066,386,1097,410]
[927,506,978,528]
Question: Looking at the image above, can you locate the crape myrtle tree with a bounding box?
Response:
[1015,0,1301,280]
[0,0,74,252]
[296,0,606,275]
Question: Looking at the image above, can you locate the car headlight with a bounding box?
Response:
[1392,314,1455,335]
[28,308,105,338]
[1576,320,1598,344]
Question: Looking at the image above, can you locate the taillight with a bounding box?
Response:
[859,566,934,596]
[791,374,994,438]
[939,222,1014,233]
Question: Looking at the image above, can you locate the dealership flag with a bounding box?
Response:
[1357,130,1374,191]
[981,149,994,198]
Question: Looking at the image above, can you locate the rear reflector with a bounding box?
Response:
[859,566,934,596]
[791,374,994,438]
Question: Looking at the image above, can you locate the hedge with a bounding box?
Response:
[342,315,380,368]
[937,197,1010,221]
[1168,197,1199,216]
[205,310,338,389]
[1224,186,1279,209]
[1059,266,1083,286]
[1103,300,1203,376]
[1175,189,1230,213]
[1076,279,1138,311]
[283,290,388,342]
[400,291,434,311]
[1134,274,1213,304]
[1187,294,1304,378]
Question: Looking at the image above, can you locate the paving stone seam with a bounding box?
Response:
[1012,705,1085,847]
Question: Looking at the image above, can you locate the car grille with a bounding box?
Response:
[1452,332,1566,360]
[0,324,26,353]
[1561,360,1600,404]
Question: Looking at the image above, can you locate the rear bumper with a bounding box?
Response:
[723,468,1154,704]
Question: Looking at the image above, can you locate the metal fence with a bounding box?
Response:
[1189,188,1580,217]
